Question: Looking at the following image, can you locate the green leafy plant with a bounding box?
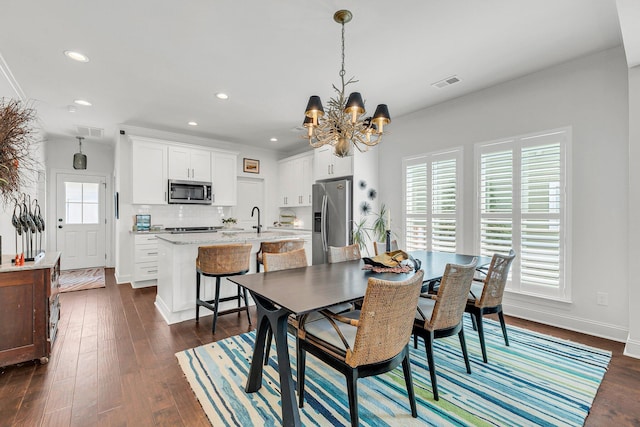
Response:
[351,216,372,255]
[371,203,389,242]
[222,217,237,224]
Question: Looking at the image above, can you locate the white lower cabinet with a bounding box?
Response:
[133,234,159,288]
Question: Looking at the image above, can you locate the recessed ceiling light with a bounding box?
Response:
[188,121,198,126]
[64,50,89,62]
[270,137,278,142]
[215,92,229,100]
[74,99,92,106]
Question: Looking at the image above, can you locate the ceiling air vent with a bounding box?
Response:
[431,75,461,89]
[75,125,104,138]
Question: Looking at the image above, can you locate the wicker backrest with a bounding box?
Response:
[424,259,477,331]
[259,239,304,255]
[373,240,399,256]
[476,249,516,308]
[263,248,308,272]
[327,244,361,263]
[346,270,424,368]
[196,244,252,275]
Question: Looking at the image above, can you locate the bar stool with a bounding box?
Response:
[255,239,305,272]
[196,243,252,333]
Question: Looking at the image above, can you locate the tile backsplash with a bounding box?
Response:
[132,204,231,229]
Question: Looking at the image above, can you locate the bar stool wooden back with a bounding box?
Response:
[256,239,304,272]
[196,243,252,333]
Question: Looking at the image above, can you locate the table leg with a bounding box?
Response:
[245,293,301,427]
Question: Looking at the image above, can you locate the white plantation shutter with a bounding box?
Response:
[480,149,513,257]
[431,158,457,252]
[476,128,568,299]
[403,149,461,253]
[405,161,428,250]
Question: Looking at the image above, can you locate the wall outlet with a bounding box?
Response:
[596,292,609,306]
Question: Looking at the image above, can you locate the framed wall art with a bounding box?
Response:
[243,158,260,174]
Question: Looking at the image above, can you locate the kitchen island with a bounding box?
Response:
[155,230,311,325]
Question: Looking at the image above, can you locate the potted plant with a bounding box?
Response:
[222,217,237,229]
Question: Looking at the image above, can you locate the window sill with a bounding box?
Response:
[504,289,572,305]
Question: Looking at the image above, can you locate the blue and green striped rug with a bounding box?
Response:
[176,318,610,426]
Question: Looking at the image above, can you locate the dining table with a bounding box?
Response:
[228,250,490,427]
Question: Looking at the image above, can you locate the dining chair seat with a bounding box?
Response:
[300,310,360,350]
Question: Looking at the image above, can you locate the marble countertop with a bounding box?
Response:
[156,230,311,245]
[0,252,61,273]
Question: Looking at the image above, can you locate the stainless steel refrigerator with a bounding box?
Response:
[312,179,352,264]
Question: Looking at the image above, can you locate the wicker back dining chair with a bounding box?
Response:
[413,259,477,400]
[262,247,308,272]
[327,244,361,263]
[373,239,399,255]
[297,270,424,427]
[256,239,305,272]
[195,243,252,334]
[466,249,516,363]
[261,248,308,364]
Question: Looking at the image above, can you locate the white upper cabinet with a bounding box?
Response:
[278,152,313,207]
[313,146,353,181]
[131,137,168,204]
[212,152,237,206]
[168,146,211,181]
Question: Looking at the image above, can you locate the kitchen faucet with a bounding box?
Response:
[251,206,262,234]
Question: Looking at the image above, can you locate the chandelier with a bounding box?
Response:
[303,10,390,158]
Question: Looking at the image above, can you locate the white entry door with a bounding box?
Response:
[56,173,106,270]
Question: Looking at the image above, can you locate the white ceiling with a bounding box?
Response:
[0,1,624,153]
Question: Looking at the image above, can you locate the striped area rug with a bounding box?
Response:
[59,267,106,293]
[176,318,610,426]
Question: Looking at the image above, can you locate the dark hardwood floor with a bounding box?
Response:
[1,268,639,426]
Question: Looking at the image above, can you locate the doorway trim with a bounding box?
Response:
[49,168,113,268]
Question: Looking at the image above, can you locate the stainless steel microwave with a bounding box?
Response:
[168,179,213,204]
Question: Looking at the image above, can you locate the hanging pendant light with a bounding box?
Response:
[73,136,87,169]
[302,10,390,158]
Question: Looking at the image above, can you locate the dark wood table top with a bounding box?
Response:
[229,251,491,317]
[409,250,492,276]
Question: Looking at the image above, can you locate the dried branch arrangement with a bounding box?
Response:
[0,98,39,205]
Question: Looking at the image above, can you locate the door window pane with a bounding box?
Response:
[65,182,100,224]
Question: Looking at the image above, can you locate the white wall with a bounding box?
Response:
[626,64,640,357]
[378,47,630,342]
[114,126,281,284]
[44,136,115,266]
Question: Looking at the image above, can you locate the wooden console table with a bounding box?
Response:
[0,252,61,367]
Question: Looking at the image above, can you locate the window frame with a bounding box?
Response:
[402,147,463,253]
[474,127,572,302]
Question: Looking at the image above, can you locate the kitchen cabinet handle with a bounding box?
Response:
[328,165,330,175]
[148,269,158,273]
[147,252,158,255]
[192,168,194,178]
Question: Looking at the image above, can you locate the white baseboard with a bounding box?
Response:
[114,271,131,285]
[504,302,628,343]
[131,279,156,289]
[624,337,640,359]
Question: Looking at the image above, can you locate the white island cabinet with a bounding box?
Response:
[154,230,311,325]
